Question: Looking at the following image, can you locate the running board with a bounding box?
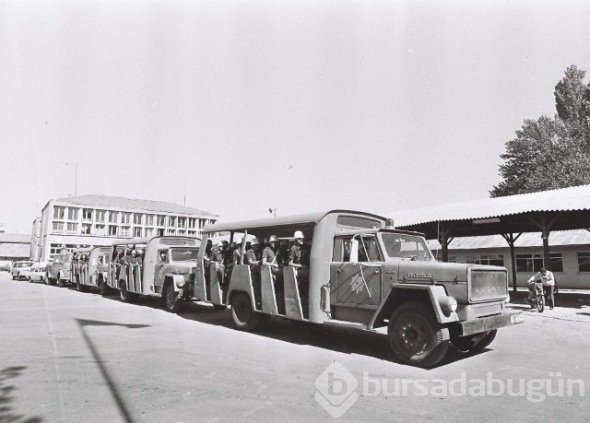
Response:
[322,320,368,330]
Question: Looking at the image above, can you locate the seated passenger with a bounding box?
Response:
[289,231,309,296]
[261,235,281,278]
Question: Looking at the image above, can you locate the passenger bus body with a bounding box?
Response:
[195,210,523,367]
[106,236,200,310]
[47,249,74,287]
[72,247,92,291]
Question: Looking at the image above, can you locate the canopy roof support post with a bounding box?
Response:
[437,223,455,262]
[501,232,522,293]
[528,214,559,271]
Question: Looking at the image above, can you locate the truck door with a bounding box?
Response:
[330,235,382,307]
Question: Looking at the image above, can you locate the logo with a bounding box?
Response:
[315,362,358,418]
[349,273,364,294]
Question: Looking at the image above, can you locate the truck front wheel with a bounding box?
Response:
[387,302,449,368]
[163,281,181,313]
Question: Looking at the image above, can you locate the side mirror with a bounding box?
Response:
[349,239,359,263]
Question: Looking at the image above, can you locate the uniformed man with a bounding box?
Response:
[261,235,280,278]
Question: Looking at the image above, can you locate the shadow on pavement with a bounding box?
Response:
[0,366,43,423]
[95,293,493,369]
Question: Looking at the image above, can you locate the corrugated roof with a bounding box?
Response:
[53,195,216,217]
[426,229,590,250]
[387,184,590,227]
[0,233,30,243]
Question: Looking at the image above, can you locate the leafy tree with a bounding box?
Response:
[491,66,590,197]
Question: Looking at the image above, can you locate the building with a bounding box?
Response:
[0,233,31,262]
[30,217,41,260]
[35,195,217,261]
[427,230,590,290]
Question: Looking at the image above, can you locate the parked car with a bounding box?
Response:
[11,261,33,280]
[28,262,49,283]
[0,261,12,272]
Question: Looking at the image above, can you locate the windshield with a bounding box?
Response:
[170,248,199,262]
[379,232,433,261]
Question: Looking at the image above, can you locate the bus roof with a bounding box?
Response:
[111,236,199,247]
[203,210,387,233]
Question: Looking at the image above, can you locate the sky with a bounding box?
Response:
[1,0,590,234]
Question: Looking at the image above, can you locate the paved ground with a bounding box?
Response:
[0,272,588,423]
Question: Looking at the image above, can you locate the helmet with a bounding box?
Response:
[250,237,259,245]
[294,230,304,240]
[268,235,278,243]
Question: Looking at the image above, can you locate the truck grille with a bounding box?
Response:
[469,270,507,302]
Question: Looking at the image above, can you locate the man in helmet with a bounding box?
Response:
[289,230,310,312]
[262,235,281,277]
[246,237,262,306]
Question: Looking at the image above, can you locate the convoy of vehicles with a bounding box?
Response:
[6,210,524,367]
[11,261,33,280]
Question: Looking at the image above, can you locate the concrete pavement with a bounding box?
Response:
[0,272,588,422]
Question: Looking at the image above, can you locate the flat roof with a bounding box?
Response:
[46,194,216,217]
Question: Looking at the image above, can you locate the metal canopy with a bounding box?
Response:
[386,184,590,292]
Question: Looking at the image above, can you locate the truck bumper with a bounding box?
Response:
[459,311,523,336]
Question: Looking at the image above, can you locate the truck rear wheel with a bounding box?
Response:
[163,281,181,313]
[387,302,449,368]
[231,293,264,331]
[119,280,134,303]
[452,329,497,353]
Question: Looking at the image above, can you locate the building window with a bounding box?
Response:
[178,217,186,228]
[134,227,142,237]
[120,226,131,237]
[67,208,79,220]
[52,222,64,233]
[188,218,196,229]
[66,223,78,233]
[53,206,65,220]
[578,252,590,272]
[157,228,165,236]
[81,223,91,235]
[516,253,562,272]
[121,213,131,224]
[133,214,143,225]
[472,255,504,267]
[108,225,118,236]
[187,230,196,237]
[144,227,154,238]
[168,216,176,227]
[145,215,154,226]
[178,229,186,235]
[166,228,176,235]
[108,212,119,223]
[95,224,106,236]
[95,210,106,222]
[549,253,563,272]
[157,215,166,226]
[82,209,93,221]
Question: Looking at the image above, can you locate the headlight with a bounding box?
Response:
[175,279,185,288]
[438,296,458,315]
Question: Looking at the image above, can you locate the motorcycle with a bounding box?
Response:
[527,281,545,312]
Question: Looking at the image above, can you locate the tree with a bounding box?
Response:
[491,66,590,197]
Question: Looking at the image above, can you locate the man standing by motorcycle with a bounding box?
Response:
[527,267,555,310]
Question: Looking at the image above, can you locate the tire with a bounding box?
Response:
[163,281,181,313]
[537,295,545,313]
[99,276,109,296]
[387,302,450,368]
[230,292,263,331]
[119,280,133,303]
[452,329,498,352]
